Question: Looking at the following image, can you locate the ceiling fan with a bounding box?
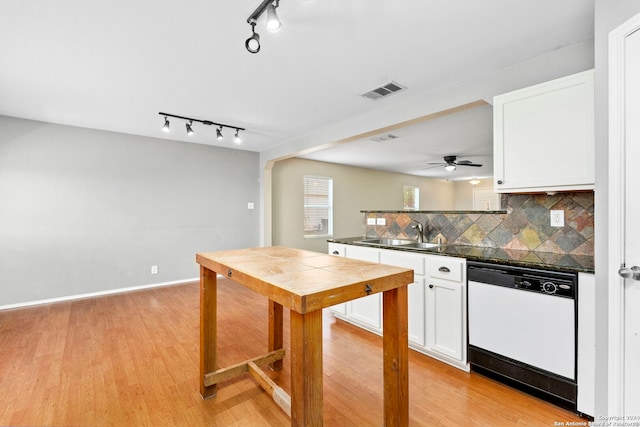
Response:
[425,155,483,171]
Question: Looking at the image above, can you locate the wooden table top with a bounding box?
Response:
[196,246,413,314]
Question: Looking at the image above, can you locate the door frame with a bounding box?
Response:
[608,11,640,416]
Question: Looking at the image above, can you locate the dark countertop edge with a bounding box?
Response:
[360,210,508,214]
[328,237,595,274]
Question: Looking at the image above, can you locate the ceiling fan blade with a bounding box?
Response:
[456,160,483,167]
[421,164,444,170]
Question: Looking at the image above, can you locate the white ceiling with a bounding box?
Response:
[0,1,594,179]
[298,101,495,181]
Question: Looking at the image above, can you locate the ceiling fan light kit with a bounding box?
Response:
[427,155,483,172]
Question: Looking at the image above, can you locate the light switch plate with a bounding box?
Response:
[550,210,564,227]
[367,217,376,225]
[376,217,386,226]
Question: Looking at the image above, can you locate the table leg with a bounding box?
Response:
[289,310,323,427]
[269,300,284,371]
[382,286,409,426]
[200,266,218,399]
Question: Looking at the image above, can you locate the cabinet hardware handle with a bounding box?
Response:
[497,180,503,185]
[438,266,450,273]
[429,284,434,289]
[332,251,339,255]
[365,284,372,295]
[227,268,233,277]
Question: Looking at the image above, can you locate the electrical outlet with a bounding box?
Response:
[550,210,564,227]
[376,217,386,226]
[151,265,158,275]
[367,217,376,225]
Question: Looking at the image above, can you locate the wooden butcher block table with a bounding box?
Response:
[196,246,413,427]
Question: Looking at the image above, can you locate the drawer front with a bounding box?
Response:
[380,249,425,276]
[427,257,464,282]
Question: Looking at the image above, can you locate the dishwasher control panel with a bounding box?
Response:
[468,261,577,299]
[514,276,574,297]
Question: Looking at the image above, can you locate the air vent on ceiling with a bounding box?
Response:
[370,134,399,142]
[361,81,407,100]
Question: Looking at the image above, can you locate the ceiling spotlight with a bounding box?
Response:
[266,1,281,33]
[216,127,224,140]
[445,164,456,172]
[162,116,170,132]
[186,121,194,136]
[234,130,242,144]
[469,178,481,185]
[245,21,261,53]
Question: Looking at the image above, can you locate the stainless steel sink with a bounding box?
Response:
[356,238,415,246]
[400,242,441,249]
[355,238,441,250]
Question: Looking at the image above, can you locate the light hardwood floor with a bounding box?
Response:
[0,278,587,426]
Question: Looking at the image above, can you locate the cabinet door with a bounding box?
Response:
[577,272,595,416]
[380,249,426,346]
[345,245,382,332]
[493,69,594,193]
[408,278,425,346]
[426,280,463,361]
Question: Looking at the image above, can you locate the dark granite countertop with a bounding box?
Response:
[328,237,595,274]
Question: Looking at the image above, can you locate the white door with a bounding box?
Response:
[609,14,640,416]
[623,25,640,414]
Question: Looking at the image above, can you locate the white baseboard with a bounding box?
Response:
[0,277,199,311]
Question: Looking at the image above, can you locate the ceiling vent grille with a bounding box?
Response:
[361,81,406,100]
[370,134,399,142]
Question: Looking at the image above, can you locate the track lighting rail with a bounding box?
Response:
[158,112,245,133]
[247,0,276,24]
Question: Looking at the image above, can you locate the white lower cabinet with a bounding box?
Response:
[328,243,467,370]
[380,250,426,347]
[426,279,464,361]
[424,254,467,365]
[328,243,382,334]
[577,272,595,417]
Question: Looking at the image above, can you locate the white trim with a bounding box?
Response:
[607,11,640,417]
[0,277,199,311]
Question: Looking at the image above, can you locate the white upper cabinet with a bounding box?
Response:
[493,69,595,193]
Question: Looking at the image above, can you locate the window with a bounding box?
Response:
[304,175,333,237]
[403,185,419,210]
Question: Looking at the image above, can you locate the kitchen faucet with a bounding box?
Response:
[411,220,426,243]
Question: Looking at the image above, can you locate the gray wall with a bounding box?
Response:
[0,116,260,307]
[271,157,455,253]
[594,1,640,417]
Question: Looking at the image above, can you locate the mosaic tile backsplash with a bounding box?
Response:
[363,192,594,256]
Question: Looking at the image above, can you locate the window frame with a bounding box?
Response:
[403,185,419,210]
[303,175,333,238]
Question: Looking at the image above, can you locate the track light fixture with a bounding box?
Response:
[158,112,245,144]
[245,21,261,53]
[234,130,242,144]
[245,0,281,53]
